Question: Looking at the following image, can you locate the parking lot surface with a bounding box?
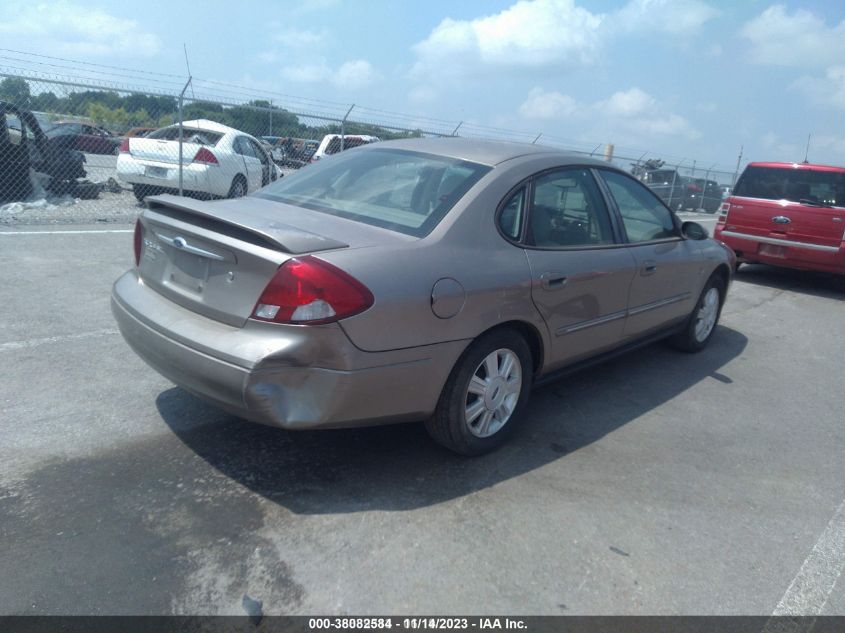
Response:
[0,224,843,615]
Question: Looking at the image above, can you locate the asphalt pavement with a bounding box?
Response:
[0,224,842,615]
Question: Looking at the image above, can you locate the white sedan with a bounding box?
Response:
[117,119,281,201]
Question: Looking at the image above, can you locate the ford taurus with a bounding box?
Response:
[112,138,734,455]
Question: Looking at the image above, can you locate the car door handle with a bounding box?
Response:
[640,261,657,276]
[540,273,568,289]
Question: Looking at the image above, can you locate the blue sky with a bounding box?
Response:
[2,0,845,173]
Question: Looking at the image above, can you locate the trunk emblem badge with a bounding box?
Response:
[772,216,791,224]
[173,237,188,249]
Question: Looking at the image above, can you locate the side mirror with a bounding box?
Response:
[682,221,709,240]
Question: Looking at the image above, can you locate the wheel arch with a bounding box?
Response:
[712,263,731,288]
[473,320,545,377]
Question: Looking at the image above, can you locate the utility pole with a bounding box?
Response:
[179,44,194,197]
[340,104,355,151]
[732,145,743,187]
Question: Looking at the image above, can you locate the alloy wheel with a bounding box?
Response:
[464,348,522,438]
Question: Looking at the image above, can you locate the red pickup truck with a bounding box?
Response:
[714,162,845,275]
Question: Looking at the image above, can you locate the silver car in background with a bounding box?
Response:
[112,138,734,455]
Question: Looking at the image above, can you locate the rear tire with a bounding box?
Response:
[425,329,533,456]
[228,175,247,199]
[668,275,725,353]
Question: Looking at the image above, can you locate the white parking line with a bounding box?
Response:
[0,329,119,352]
[0,230,133,235]
[763,499,845,632]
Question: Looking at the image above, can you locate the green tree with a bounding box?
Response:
[0,77,32,108]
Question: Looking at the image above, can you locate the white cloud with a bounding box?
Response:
[760,131,845,164]
[273,29,327,49]
[598,87,656,117]
[259,30,327,64]
[517,85,699,140]
[741,5,845,67]
[280,59,378,89]
[412,0,606,79]
[411,0,718,83]
[610,0,718,35]
[791,66,845,111]
[809,134,845,158]
[634,113,698,138]
[295,0,341,12]
[409,86,438,105]
[519,88,578,119]
[333,60,378,89]
[0,2,161,57]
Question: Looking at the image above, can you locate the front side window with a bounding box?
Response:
[528,169,614,247]
[600,170,677,243]
[257,148,491,236]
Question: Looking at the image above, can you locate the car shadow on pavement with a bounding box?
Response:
[736,264,845,300]
[155,326,748,516]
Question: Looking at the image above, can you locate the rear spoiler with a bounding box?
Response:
[144,194,349,254]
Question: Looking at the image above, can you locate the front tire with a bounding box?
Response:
[668,275,725,353]
[425,329,533,456]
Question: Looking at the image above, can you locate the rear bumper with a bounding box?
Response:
[116,156,223,196]
[716,228,845,275]
[111,270,467,429]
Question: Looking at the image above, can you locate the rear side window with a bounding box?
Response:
[148,126,223,146]
[734,166,845,207]
[258,148,491,236]
[498,188,525,239]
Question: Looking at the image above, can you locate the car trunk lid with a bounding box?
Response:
[136,194,408,327]
[128,137,206,165]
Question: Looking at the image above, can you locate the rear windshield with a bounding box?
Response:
[257,148,491,236]
[734,166,845,207]
[148,126,223,146]
[643,170,678,184]
[324,136,374,155]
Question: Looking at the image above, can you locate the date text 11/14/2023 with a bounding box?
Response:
[307,618,528,630]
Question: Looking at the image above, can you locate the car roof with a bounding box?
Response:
[177,119,239,135]
[748,161,845,173]
[367,137,606,167]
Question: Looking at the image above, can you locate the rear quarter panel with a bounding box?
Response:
[319,155,564,354]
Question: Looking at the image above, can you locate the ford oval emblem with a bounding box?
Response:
[173,237,187,249]
[772,216,791,224]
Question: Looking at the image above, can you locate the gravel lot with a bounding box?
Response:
[0,202,841,616]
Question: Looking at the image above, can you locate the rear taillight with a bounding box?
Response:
[133,219,143,266]
[119,138,130,153]
[252,256,374,325]
[193,147,218,164]
[717,202,730,225]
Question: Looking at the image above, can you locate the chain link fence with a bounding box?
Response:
[0,69,739,224]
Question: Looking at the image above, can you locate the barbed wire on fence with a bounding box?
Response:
[1,49,739,215]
